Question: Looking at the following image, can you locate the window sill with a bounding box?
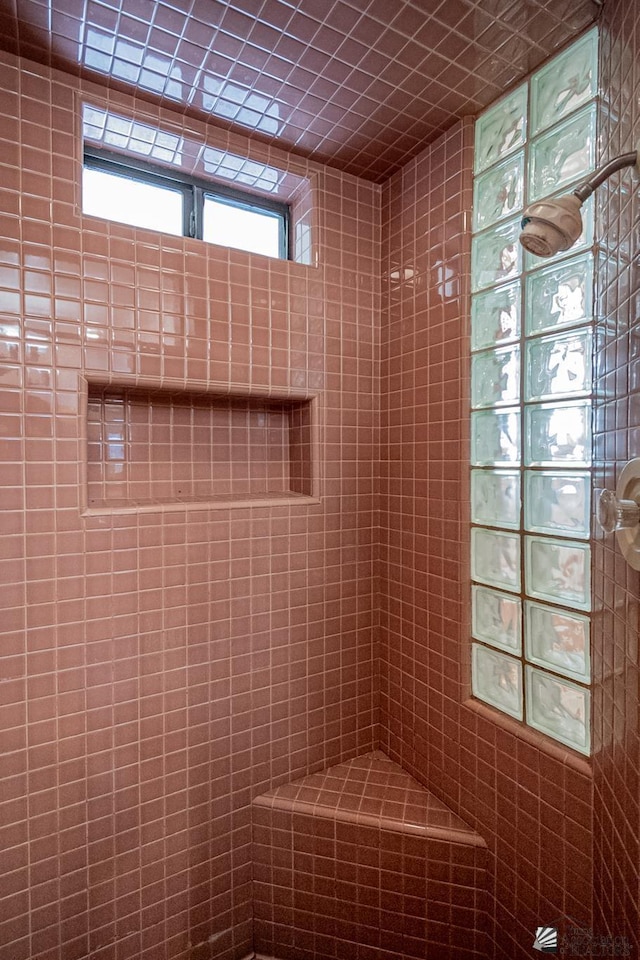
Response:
[463,696,593,775]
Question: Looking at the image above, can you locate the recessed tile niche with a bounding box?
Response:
[85,384,315,512]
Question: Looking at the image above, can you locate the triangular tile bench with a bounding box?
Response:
[252,751,488,960]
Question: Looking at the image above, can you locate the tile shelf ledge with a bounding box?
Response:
[83,492,321,516]
[253,750,486,848]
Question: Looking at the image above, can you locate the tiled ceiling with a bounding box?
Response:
[1,0,600,181]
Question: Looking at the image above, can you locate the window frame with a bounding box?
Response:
[83,146,291,260]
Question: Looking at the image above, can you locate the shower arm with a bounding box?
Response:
[573,150,638,202]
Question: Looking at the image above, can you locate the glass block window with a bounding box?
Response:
[470,28,598,756]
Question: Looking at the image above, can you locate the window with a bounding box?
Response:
[82,148,290,259]
[202,195,282,257]
[469,30,598,755]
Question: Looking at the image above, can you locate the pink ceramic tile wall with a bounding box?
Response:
[378,120,595,958]
[0,50,377,960]
[6,16,638,960]
[592,0,640,950]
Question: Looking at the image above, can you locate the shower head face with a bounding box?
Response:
[519,194,584,258]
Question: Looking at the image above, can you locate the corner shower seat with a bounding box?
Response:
[252,750,488,960]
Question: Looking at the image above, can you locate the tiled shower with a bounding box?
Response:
[0,1,639,959]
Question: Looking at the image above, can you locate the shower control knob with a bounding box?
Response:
[597,488,640,534]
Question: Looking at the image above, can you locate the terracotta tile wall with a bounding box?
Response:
[593,0,640,949]
[0,50,377,960]
[378,120,595,959]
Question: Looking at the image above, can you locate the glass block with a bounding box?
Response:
[526,666,590,755]
[531,29,598,136]
[524,471,590,539]
[525,401,591,467]
[471,469,520,528]
[524,193,594,271]
[525,328,592,402]
[472,644,523,720]
[471,281,521,351]
[525,600,590,682]
[472,585,522,654]
[472,345,520,408]
[525,253,593,336]
[473,153,524,232]
[471,527,520,592]
[529,104,597,202]
[471,218,522,293]
[525,535,590,610]
[474,84,527,174]
[471,409,520,466]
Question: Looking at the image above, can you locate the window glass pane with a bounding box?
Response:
[472,644,523,720]
[471,281,521,351]
[472,586,522,654]
[473,153,524,232]
[525,329,591,402]
[524,471,590,539]
[525,401,591,467]
[474,84,527,174]
[528,104,597,202]
[471,218,522,292]
[471,409,520,466]
[471,469,520,528]
[526,666,590,754]
[525,600,590,682]
[83,166,184,235]
[525,535,591,611]
[203,196,281,258]
[472,345,520,408]
[525,253,593,336]
[530,29,598,136]
[471,527,521,592]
